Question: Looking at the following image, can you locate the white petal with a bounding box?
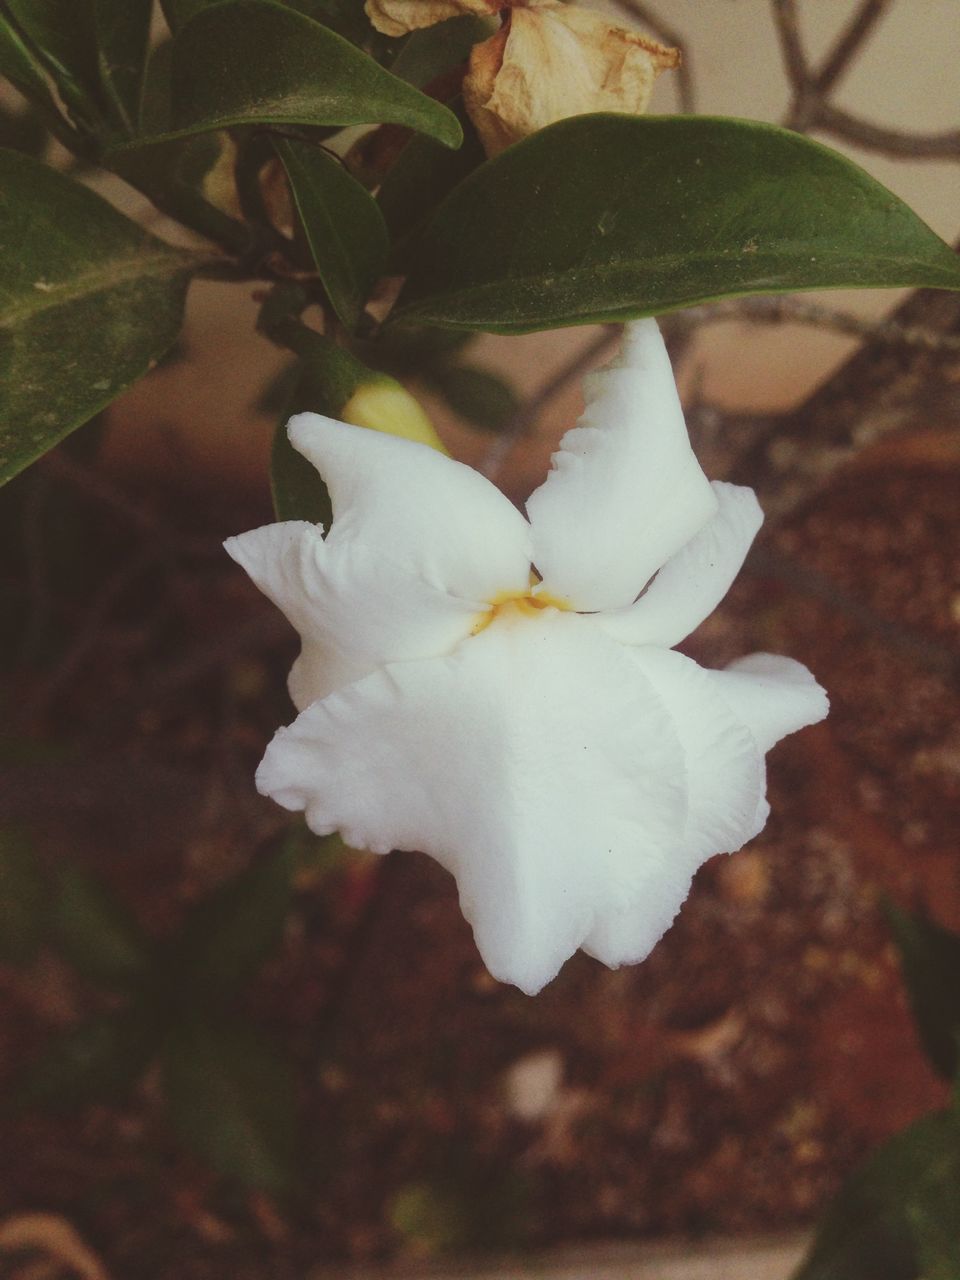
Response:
[288,413,532,600]
[526,320,718,611]
[225,522,483,708]
[597,482,763,648]
[583,645,765,968]
[708,653,829,753]
[256,609,693,995]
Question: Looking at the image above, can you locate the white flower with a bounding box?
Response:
[225,321,827,995]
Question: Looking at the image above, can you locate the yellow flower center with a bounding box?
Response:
[472,588,571,635]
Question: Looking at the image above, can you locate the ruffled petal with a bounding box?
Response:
[708,653,829,753]
[583,645,765,967]
[597,482,763,648]
[225,522,483,708]
[287,413,532,601]
[526,319,718,611]
[256,609,694,995]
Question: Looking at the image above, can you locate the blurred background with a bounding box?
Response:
[1,2,959,1278]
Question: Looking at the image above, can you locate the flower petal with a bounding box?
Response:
[583,645,766,968]
[709,653,829,753]
[526,320,718,611]
[597,482,763,648]
[225,521,483,708]
[256,609,693,995]
[287,413,532,601]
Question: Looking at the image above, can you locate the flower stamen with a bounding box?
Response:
[472,588,571,634]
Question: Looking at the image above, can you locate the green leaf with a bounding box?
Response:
[267,327,445,522]
[794,1109,960,1280]
[273,138,388,331]
[377,97,483,251]
[15,1009,159,1110]
[53,865,149,990]
[395,114,960,334]
[271,412,333,527]
[0,150,199,486]
[884,901,960,1081]
[267,328,374,525]
[3,0,101,127]
[90,0,154,132]
[0,10,62,118]
[162,0,370,42]
[161,1015,297,1195]
[173,843,298,996]
[389,15,491,88]
[3,0,151,135]
[280,0,373,45]
[427,363,519,432]
[0,827,48,965]
[163,0,461,147]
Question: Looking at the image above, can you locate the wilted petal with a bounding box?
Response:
[288,413,532,602]
[225,522,484,708]
[465,4,679,157]
[365,0,501,38]
[709,653,829,753]
[256,609,692,995]
[527,320,718,612]
[598,482,763,648]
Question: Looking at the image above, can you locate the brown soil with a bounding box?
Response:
[0,431,957,1279]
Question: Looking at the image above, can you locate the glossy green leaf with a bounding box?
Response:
[281,0,373,45]
[794,1108,960,1280]
[395,114,960,334]
[16,1009,158,1110]
[268,327,370,525]
[0,150,199,486]
[884,902,960,1081]
[173,843,298,995]
[389,15,491,88]
[0,828,48,965]
[90,0,154,131]
[268,326,446,522]
[428,363,519,431]
[273,137,388,331]
[162,0,370,42]
[3,0,101,125]
[378,96,483,252]
[164,0,461,147]
[162,1016,297,1195]
[0,10,61,115]
[109,37,249,253]
[53,865,149,990]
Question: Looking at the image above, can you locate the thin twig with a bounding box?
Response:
[771,0,960,159]
[479,326,621,481]
[607,0,696,113]
[813,0,891,97]
[813,103,960,159]
[680,295,960,353]
[770,0,809,93]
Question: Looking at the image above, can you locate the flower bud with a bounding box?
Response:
[342,377,448,453]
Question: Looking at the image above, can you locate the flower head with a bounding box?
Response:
[365,0,679,158]
[226,321,827,995]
